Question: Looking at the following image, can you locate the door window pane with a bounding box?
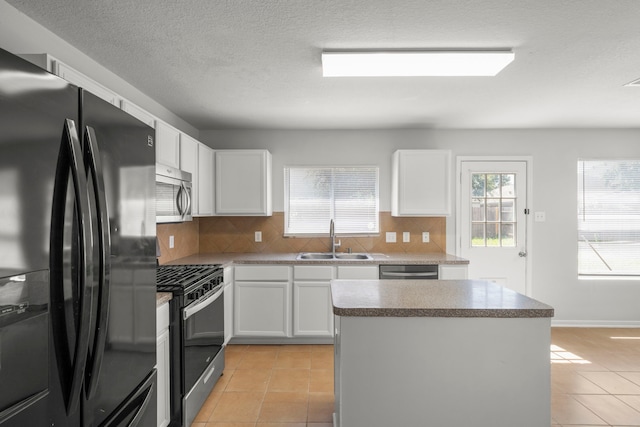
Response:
[470,173,517,247]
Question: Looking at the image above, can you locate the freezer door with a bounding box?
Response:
[0,47,82,427]
[79,90,156,427]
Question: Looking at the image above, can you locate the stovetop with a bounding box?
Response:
[156,264,223,295]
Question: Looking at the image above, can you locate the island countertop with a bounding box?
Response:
[331,279,554,318]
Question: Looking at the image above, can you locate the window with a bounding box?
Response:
[471,173,517,247]
[284,166,379,235]
[578,160,640,276]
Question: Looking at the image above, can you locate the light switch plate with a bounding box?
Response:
[169,235,174,249]
[403,232,410,243]
[422,232,430,243]
[255,231,262,242]
[386,232,397,243]
[534,212,546,222]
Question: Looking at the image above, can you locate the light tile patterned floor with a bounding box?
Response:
[190,344,334,427]
[551,328,640,426]
[191,328,640,427]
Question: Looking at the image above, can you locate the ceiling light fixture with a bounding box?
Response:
[321,50,515,77]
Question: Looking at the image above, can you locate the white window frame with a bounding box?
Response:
[577,158,640,278]
[284,166,380,236]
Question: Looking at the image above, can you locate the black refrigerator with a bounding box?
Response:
[0,47,157,426]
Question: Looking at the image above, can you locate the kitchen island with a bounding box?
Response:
[331,279,554,427]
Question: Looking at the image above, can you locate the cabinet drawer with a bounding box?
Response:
[336,266,379,280]
[294,265,334,280]
[235,265,290,281]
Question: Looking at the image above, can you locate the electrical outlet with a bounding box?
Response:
[422,232,430,243]
[403,232,410,243]
[255,231,262,242]
[169,235,174,249]
[534,212,546,222]
[386,232,397,243]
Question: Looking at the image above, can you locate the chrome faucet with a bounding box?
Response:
[330,219,341,257]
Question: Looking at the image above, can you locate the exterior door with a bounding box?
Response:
[458,160,529,294]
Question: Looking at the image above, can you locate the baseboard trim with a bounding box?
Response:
[552,320,640,328]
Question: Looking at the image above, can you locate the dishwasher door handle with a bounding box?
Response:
[381,271,438,278]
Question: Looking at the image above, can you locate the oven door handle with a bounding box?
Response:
[183,287,223,320]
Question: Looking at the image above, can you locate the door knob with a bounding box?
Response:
[518,251,527,257]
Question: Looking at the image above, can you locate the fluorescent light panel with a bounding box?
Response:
[322,50,514,77]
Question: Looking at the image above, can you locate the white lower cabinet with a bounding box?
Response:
[156,303,170,427]
[223,266,234,345]
[293,266,335,337]
[234,266,292,337]
[438,264,468,280]
[336,265,379,280]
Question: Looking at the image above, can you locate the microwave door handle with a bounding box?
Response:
[50,118,93,415]
[182,182,191,219]
[176,184,184,216]
[83,126,112,399]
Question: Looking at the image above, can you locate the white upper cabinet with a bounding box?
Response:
[54,61,121,106]
[215,150,272,216]
[155,121,181,169]
[197,144,215,216]
[180,135,215,216]
[179,134,199,213]
[391,149,452,216]
[120,100,156,128]
[19,53,121,106]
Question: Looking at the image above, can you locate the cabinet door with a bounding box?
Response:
[198,144,214,216]
[234,281,291,337]
[180,134,199,213]
[54,61,120,106]
[156,304,170,427]
[439,264,468,280]
[293,281,333,337]
[223,267,234,344]
[156,121,181,168]
[215,150,272,216]
[336,265,379,280]
[392,150,451,216]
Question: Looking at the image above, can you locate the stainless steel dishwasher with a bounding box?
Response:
[379,264,439,279]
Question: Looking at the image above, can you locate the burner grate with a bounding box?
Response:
[156,264,222,293]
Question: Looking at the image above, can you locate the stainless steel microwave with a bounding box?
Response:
[156,163,193,223]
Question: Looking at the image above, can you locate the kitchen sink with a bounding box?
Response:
[296,252,372,260]
[334,253,372,260]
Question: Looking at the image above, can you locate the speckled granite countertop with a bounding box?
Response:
[164,252,468,267]
[331,279,554,318]
[156,292,172,307]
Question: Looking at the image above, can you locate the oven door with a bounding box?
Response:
[181,286,224,426]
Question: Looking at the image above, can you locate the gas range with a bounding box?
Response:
[156,264,223,304]
[156,263,225,427]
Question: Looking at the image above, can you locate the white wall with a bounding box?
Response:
[202,128,640,325]
[0,1,198,138]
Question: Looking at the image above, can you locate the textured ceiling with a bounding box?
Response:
[6,0,640,130]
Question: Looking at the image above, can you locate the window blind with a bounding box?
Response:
[577,160,640,276]
[284,166,379,235]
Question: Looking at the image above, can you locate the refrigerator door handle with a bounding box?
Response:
[84,126,112,399]
[50,118,93,415]
[126,380,154,427]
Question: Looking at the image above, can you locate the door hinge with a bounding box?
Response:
[524,208,530,214]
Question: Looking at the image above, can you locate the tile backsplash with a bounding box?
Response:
[158,212,446,264]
